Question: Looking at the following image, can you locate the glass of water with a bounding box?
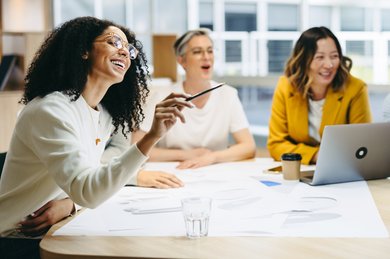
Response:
[181,197,212,238]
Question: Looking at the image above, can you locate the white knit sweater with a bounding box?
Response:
[0,92,147,236]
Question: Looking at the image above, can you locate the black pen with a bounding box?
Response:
[185,83,226,101]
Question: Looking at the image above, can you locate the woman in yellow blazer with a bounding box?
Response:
[267,27,372,165]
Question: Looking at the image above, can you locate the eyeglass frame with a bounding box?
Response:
[94,32,138,60]
[184,46,215,57]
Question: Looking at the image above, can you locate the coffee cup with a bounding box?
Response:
[281,153,302,181]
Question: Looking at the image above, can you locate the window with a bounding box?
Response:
[388,41,390,81]
[102,0,126,26]
[132,1,151,33]
[225,3,257,32]
[199,1,214,30]
[347,41,372,56]
[153,0,187,33]
[225,41,241,62]
[267,40,292,73]
[268,4,299,31]
[341,7,373,31]
[381,9,390,31]
[346,41,373,81]
[60,0,94,23]
[309,6,331,28]
[51,0,390,85]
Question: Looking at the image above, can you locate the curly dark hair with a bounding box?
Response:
[21,16,150,137]
[285,26,351,97]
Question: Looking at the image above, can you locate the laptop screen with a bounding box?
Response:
[302,122,390,186]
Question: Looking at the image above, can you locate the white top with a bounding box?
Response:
[383,93,390,122]
[308,98,325,142]
[141,81,249,150]
[0,92,147,237]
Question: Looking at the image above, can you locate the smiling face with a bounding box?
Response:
[178,35,214,80]
[309,37,340,90]
[87,26,131,85]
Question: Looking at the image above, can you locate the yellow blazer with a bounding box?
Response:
[267,75,372,164]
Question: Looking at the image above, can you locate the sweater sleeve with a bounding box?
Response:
[101,131,138,186]
[348,81,372,123]
[101,130,131,164]
[21,98,147,209]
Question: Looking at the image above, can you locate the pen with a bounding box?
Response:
[185,82,225,101]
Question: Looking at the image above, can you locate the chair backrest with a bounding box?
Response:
[0,152,6,178]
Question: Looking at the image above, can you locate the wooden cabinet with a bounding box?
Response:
[152,34,177,82]
[0,91,23,152]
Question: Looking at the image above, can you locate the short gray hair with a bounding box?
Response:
[173,28,213,56]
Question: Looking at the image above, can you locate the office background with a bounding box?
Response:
[1,0,390,148]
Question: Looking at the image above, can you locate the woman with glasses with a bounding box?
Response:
[267,26,372,165]
[0,17,192,258]
[133,29,256,169]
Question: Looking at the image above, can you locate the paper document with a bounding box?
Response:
[54,159,388,237]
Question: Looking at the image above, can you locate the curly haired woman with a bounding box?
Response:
[0,16,192,258]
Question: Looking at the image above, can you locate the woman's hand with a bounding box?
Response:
[149,93,193,138]
[176,152,217,169]
[18,198,75,237]
[137,93,193,156]
[137,170,184,189]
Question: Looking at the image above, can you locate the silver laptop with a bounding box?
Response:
[300,122,390,186]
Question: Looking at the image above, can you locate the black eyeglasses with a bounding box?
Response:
[95,32,138,60]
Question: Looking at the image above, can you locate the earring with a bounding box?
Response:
[82,54,88,60]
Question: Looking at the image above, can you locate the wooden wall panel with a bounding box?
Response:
[152,34,177,82]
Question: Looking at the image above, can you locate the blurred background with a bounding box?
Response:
[1,0,390,150]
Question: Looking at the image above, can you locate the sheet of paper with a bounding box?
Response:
[54,159,388,238]
[278,181,389,237]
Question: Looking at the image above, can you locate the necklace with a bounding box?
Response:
[87,105,101,146]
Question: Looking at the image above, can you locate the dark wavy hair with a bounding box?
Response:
[285,26,351,97]
[21,16,150,137]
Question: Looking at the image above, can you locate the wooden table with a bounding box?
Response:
[40,179,390,259]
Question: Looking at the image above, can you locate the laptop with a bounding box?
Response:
[300,122,390,186]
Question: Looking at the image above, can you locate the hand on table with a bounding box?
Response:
[137,170,184,189]
[176,153,217,169]
[18,198,75,237]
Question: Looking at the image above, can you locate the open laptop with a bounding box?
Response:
[300,122,390,186]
